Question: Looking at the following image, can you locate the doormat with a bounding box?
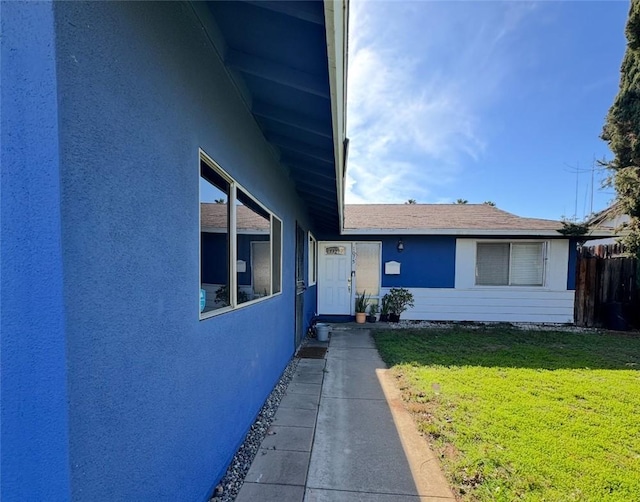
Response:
[296,346,327,359]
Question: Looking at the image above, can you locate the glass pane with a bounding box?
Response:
[251,242,270,297]
[476,243,509,285]
[272,217,282,294]
[200,162,230,313]
[309,234,317,284]
[237,189,270,303]
[511,243,544,286]
[355,242,381,297]
[296,225,305,288]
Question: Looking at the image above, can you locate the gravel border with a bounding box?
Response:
[206,320,603,499]
[381,320,597,333]
[209,356,300,501]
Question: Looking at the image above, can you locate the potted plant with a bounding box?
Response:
[379,294,391,322]
[355,290,370,324]
[367,303,379,323]
[386,287,414,322]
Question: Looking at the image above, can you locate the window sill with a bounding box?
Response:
[199,291,282,321]
[471,285,549,291]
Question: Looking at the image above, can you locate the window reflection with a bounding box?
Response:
[199,152,283,317]
[200,164,230,313]
[237,189,271,304]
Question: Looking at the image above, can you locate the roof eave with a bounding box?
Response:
[324,0,348,233]
[342,228,572,237]
[581,229,620,240]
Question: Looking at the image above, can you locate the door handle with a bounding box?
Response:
[347,276,352,293]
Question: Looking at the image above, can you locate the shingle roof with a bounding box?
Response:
[344,204,562,233]
[201,203,270,232]
[587,201,622,228]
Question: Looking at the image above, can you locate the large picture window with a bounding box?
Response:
[476,242,545,286]
[200,151,282,318]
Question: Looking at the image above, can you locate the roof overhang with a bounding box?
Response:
[581,230,618,240]
[342,228,617,238]
[324,0,348,233]
[192,1,348,233]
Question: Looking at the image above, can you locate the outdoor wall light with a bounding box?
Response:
[397,239,404,252]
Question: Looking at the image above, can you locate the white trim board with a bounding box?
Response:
[324,0,348,232]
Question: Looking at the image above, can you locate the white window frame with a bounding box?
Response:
[475,240,547,287]
[199,149,282,320]
[308,232,317,286]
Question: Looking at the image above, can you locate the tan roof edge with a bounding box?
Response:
[324,0,349,232]
[343,229,615,237]
[342,228,567,236]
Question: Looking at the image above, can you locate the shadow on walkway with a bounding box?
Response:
[236,329,455,502]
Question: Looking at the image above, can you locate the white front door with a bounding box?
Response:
[318,242,352,315]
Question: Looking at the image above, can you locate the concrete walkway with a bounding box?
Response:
[236,328,455,502]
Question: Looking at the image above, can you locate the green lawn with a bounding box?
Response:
[373,327,640,501]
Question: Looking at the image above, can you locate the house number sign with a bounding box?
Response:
[325,246,346,255]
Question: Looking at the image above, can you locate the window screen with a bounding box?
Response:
[355,242,381,297]
[511,243,544,286]
[476,243,510,286]
[476,242,545,287]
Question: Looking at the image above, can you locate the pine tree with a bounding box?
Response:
[602,0,640,254]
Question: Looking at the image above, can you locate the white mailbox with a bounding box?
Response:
[385,260,401,275]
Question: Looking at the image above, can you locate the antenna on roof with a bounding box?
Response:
[590,155,595,216]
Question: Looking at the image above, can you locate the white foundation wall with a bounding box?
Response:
[384,288,575,323]
[382,239,575,324]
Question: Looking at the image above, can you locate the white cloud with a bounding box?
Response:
[345,0,536,204]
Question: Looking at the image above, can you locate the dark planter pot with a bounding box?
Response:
[379,314,389,322]
[367,315,376,323]
[388,313,400,323]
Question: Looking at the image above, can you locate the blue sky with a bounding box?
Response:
[345,0,630,220]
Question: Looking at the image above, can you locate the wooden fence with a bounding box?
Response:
[574,244,639,329]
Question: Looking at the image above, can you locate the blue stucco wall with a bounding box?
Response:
[567,238,579,290]
[1,2,72,500]
[380,236,456,288]
[53,2,312,500]
[316,235,457,289]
